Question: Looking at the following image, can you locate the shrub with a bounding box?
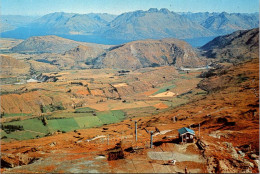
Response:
[1,125,24,134]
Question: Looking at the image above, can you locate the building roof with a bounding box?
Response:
[178,127,195,135]
[27,78,39,83]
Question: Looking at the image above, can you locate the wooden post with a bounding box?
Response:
[150,131,153,148]
[135,121,137,142]
[107,134,109,145]
[199,123,200,138]
[185,166,188,174]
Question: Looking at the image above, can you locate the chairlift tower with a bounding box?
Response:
[144,127,160,148]
[135,121,137,142]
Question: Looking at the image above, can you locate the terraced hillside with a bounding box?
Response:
[0,65,206,141]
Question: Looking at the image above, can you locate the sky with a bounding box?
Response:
[1,0,259,16]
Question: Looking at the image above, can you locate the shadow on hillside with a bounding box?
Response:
[153,138,180,147]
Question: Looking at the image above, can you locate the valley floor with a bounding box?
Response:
[1,58,259,173]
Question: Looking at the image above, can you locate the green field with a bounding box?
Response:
[4,118,49,134]
[2,113,32,118]
[49,112,94,118]
[74,116,103,128]
[123,106,159,118]
[47,118,80,132]
[111,110,125,120]
[1,110,125,140]
[74,107,97,113]
[97,111,120,124]
[152,84,176,95]
[2,118,49,140]
[4,131,40,140]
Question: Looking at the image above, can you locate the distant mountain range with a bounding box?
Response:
[0,15,39,32]
[27,12,117,35]
[100,8,214,40]
[179,12,259,32]
[1,9,259,46]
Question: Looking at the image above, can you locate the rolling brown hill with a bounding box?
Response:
[92,38,206,70]
[10,35,111,54]
[10,35,80,53]
[32,44,110,70]
[0,54,30,77]
[201,28,259,62]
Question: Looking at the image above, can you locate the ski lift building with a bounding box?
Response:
[178,127,195,143]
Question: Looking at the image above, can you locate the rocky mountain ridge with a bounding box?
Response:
[2,9,258,46]
[91,38,206,70]
[201,28,259,62]
[100,8,214,40]
[180,12,259,35]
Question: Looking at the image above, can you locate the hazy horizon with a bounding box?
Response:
[2,0,259,16]
[2,9,259,17]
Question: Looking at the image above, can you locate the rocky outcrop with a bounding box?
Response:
[1,153,39,168]
[34,73,58,82]
[205,142,256,173]
[63,45,107,64]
